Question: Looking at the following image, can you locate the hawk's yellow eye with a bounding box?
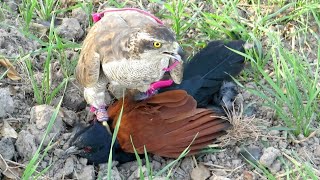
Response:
[153,42,162,48]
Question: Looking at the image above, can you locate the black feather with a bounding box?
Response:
[160,40,245,107]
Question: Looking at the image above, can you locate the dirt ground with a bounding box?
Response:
[0,0,320,180]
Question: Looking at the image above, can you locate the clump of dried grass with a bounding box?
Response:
[215,98,268,147]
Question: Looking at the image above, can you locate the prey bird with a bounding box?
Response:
[68,40,246,164]
[76,8,184,121]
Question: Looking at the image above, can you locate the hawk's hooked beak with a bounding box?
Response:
[163,43,184,62]
[162,52,182,62]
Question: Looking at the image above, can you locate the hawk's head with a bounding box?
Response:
[128,25,183,62]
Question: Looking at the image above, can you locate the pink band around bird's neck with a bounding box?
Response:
[92,8,164,25]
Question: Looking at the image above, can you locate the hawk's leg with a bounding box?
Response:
[83,76,110,122]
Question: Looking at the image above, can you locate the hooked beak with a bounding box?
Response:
[162,52,182,62]
[162,44,184,62]
[64,146,81,156]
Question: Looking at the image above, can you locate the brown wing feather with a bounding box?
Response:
[108,90,231,158]
[75,25,101,87]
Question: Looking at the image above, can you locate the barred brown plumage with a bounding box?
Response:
[75,8,184,121]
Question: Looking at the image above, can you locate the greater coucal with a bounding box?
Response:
[68,40,246,164]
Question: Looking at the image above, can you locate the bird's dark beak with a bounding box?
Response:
[64,146,81,156]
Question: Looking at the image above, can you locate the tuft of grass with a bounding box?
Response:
[235,34,320,136]
[22,78,68,179]
[25,16,70,105]
[204,0,320,136]
[241,148,320,179]
[20,0,58,21]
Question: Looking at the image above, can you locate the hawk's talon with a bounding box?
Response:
[90,105,109,122]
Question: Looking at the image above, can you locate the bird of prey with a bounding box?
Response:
[75,8,184,121]
[68,40,246,164]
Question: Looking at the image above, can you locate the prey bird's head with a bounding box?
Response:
[65,121,136,164]
[66,122,113,164]
[128,25,184,62]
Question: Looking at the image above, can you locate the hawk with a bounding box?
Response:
[75,8,184,121]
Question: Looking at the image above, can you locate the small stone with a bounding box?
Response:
[151,160,161,171]
[269,130,280,136]
[54,149,64,157]
[1,120,18,139]
[62,133,72,140]
[152,155,163,162]
[3,0,18,12]
[29,22,49,37]
[119,161,138,172]
[242,170,256,180]
[77,165,95,180]
[0,88,14,118]
[217,152,225,159]
[100,163,123,179]
[269,160,281,174]
[128,166,146,180]
[231,159,242,167]
[314,145,320,157]
[266,111,274,120]
[208,154,217,162]
[57,18,84,40]
[60,108,78,126]
[62,81,86,111]
[243,105,257,117]
[29,105,64,146]
[239,146,262,164]
[307,138,314,145]
[181,157,194,173]
[278,141,288,149]
[147,3,162,15]
[129,164,139,172]
[0,137,15,159]
[297,134,305,140]
[40,161,48,169]
[297,147,309,159]
[63,157,74,176]
[259,147,281,168]
[173,167,188,180]
[72,7,89,27]
[191,164,210,180]
[15,130,37,160]
[79,158,88,166]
